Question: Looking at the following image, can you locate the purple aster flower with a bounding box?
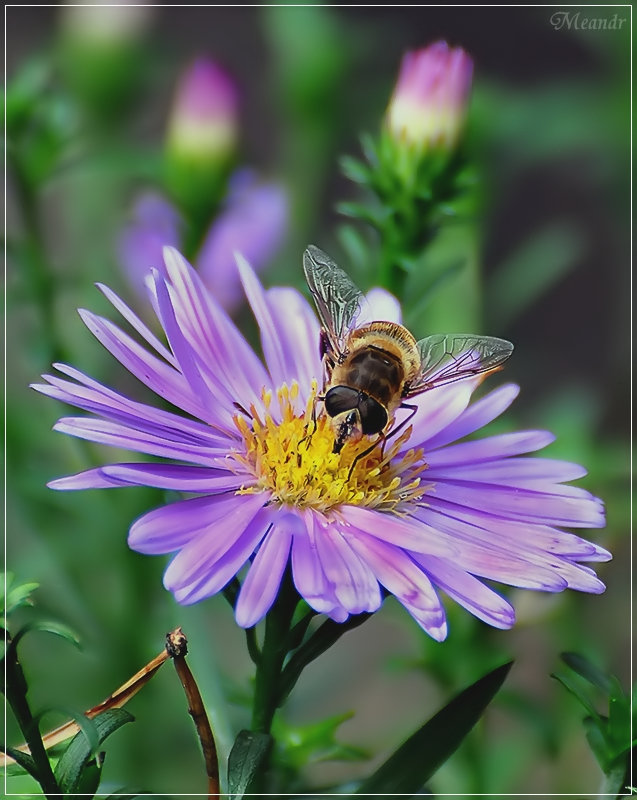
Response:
[32,247,609,641]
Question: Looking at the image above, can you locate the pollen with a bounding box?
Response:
[230,381,427,514]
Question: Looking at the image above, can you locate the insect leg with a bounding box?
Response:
[383,402,419,445]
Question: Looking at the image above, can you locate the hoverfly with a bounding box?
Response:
[303,245,514,453]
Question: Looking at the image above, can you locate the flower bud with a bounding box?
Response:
[164,58,238,228]
[385,41,473,155]
[58,0,152,118]
[165,58,238,165]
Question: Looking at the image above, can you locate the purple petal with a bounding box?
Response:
[99,463,246,491]
[290,511,349,619]
[426,430,556,467]
[425,456,588,486]
[235,513,296,627]
[402,380,476,449]
[49,463,244,492]
[360,288,402,324]
[425,383,520,450]
[161,492,268,585]
[429,480,605,528]
[129,491,266,555]
[171,505,277,605]
[339,505,458,557]
[152,268,217,412]
[78,308,217,424]
[347,532,441,612]
[237,254,292,390]
[162,247,271,412]
[51,416,229,467]
[414,502,605,590]
[37,365,233,445]
[266,286,323,399]
[416,556,515,629]
[315,522,382,614]
[48,466,128,490]
[97,282,176,365]
[420,498,610,561]
[400,600,448,641]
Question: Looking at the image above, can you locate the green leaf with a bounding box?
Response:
[54,708,134,795]
[552,671,603,726]
[273,711,367,770]
[561,652,613,694]
[355,660,513,794]
[0,746,39,780]
[227,729,272,799]
[0,573,40,616]
[9,620,82,655]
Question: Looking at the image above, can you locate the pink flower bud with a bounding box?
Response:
[166,57,238,163]
[385,41,473,153]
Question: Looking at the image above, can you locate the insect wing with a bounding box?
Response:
[303,245,364,357]
[405,334,514,395]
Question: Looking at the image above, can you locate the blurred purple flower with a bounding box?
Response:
[196,171,288,310]
[34,248,609,640]
[386,41,473,153]
[118,192,181,299]
[118,174,287,312]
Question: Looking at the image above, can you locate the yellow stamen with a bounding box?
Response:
[229,381,427,515]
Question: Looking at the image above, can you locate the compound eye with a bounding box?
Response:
[324,385,359,417]
[358,396,388,435]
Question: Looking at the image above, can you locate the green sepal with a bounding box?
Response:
[355,660,513,794]
[54,708,134,795]
[339,155,373,186]
[227,729,272,799]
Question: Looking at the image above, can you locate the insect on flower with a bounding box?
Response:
[303,245,514,455]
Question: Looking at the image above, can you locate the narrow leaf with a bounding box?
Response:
[355,661,513,794]
[54,708,134,794]
[227,729,272,799]
[561,652,613,694]
[0,745,38,779]
[552,671,603,725]
[9,620,82,656]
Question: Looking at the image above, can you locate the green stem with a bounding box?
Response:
[250,573,299,735]
[4,639,60,798]
[9,156,67,365]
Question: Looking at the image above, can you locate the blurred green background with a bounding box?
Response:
[5,4,630,797]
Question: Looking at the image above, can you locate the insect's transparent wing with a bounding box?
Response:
[303,245,364,356]
[405,334,514,395]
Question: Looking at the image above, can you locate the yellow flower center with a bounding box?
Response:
[230,382,427,514]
